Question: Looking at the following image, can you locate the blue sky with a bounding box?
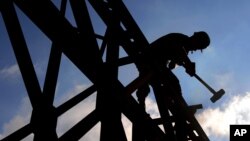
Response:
[1,0,250,141]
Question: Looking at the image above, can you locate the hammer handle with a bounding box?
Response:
[194,74,216,94]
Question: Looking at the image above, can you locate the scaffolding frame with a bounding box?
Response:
[0,0,209,140]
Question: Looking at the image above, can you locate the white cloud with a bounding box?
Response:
[122,114,132,141]
[0,82,162,141]
[54,84,91,107]
[145,95,160,119]
[33,63,45,77]
[0,83,96,140]
[0,97,32,140]
[56,91,97,138]
[0,64,20,78]
[79,122,100,141]
[0,62,46,82]
[214,72,234,92]
[21,134,34,141]
[196,92,250,140]
[56,85,162,141]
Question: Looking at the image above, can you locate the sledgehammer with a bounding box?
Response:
[194,74,225,103]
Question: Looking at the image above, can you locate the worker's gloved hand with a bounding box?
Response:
[185,62,196,77]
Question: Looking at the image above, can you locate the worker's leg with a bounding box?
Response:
[159,69,188,140]
[136,84,150,109]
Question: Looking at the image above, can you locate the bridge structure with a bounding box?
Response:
[0,0,210,140]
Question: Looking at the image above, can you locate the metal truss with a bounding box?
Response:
[0,0,209,140]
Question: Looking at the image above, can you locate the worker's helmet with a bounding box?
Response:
[191,31,210,51]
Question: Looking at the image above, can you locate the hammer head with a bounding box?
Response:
[210,89,225,103]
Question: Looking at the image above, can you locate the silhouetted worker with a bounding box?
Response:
[136,31,210,108]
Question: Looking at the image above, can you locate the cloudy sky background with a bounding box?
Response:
[1,0,250,141]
